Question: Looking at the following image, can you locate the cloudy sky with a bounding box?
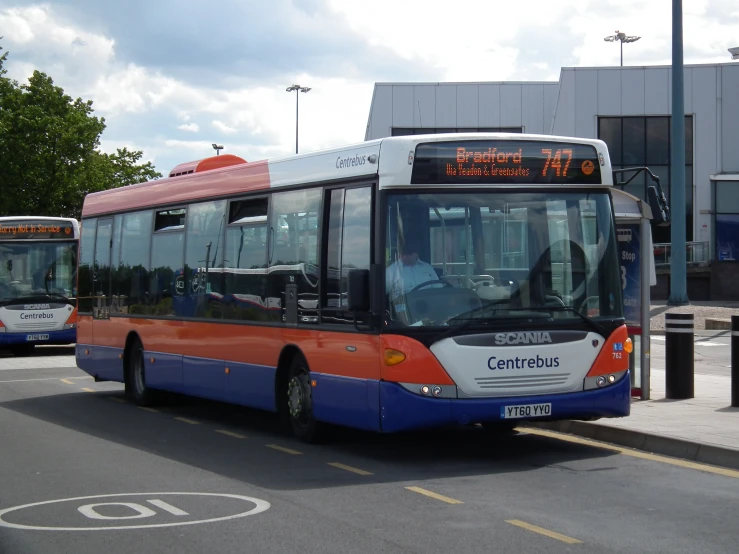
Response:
[1,0,737,178]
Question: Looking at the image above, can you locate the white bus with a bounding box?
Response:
[0,216,79,355]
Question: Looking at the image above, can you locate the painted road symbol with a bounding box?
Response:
[0,492,270,531]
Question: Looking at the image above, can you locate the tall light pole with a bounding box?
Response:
[604,30,641,66]
[212,143,223,156]
[668,0,689,305]
[286,84,311,154]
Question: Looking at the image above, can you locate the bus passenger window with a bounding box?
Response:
[223,198,269,321]
[267,189,321,324]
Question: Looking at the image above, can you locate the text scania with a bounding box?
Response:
[20,312,54,320]
[494,332,552,345]
[488,355,560,370]
[336,154,366,169]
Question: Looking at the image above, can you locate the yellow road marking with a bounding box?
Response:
[327,462,373,476]
[521,427,739,480]
[109,397,127,403]
[174,417,199,425]
[405,486,464,504]
[81,388,95,392]
[138,407,159,413]
[60,379,74,385]
[265,444,302,455]
[216,430,247,439]
[506,519,582,544]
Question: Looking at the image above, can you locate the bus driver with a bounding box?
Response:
[385,234,440,297]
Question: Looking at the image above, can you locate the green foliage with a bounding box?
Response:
[0,42,162,219]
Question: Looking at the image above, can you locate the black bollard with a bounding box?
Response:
[732,315,739,408]
[665,313,694,399]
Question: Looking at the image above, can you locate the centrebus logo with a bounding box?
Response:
[494,332,552,345]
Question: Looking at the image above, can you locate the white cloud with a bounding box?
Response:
[212,120,238,134]
[178,123,199,132]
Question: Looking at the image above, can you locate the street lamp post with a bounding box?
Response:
[212,143,223,156]
[604,30,641,66]
[286,84,311,154]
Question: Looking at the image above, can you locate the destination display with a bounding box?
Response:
[410,140,602,185]
[0,220,75,240]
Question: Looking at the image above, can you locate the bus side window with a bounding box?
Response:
[267,189,321,324]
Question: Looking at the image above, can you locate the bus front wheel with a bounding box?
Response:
[285,356,324,443]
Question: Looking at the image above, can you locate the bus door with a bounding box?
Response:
[93,218,113,321]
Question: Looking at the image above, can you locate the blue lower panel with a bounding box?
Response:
[76,344,95,375]
[144,351,183,393]
[227,362,276,412]
[92,345,124,382]
[183,356,225,402]
[312,373,381,432]
[380,371,632,433]
[0,328,76,346]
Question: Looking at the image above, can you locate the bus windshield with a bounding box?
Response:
[0,241,78,304]
[384,191,622,328]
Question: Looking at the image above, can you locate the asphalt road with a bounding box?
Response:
[1,346,739,554]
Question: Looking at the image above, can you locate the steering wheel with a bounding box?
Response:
[410,279,453,292]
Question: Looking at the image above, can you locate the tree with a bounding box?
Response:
[0,43,162,219]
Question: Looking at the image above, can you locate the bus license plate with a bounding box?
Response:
[26,334,50,341]
[501,403,551,419]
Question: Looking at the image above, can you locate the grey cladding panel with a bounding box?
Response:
[413,86,436,128]
[621,69,645,115]
[369,86,393,140]
[456,85,480,127]
[575,70,598,137]
[392,86,414,127]
[721,66,739,173]
[436,85,457,127]
[522,85,545,134]
[479,85,501,127]
[500,84,522,126]
[644,69,669,114]
[597,70,621,116]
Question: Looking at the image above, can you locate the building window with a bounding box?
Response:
[391,127,523,136]
[598,116,693,243]
[713,181,739,261]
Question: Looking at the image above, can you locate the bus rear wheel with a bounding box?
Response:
[285,356,324,443]
[126,338,155,406]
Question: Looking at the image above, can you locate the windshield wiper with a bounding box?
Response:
[514,305,609,337]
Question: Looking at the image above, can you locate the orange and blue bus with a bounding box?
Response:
[0,216,79,355]
[76,134,646,441]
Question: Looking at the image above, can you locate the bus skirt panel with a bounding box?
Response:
[378,370,631,433]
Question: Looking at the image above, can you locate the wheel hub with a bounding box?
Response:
[287,374,311,419]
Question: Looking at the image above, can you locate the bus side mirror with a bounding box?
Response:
[647,186,671,226]
[347,269,370,312]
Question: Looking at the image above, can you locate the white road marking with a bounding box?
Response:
[147,499,190,516]
[0,492,270,531]
[0,376,92,384]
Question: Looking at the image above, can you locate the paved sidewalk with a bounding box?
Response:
[534,368,739,470]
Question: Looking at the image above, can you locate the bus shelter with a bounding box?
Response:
[611,188,656,400]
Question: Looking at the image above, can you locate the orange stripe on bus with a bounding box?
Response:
[82,317,384,379]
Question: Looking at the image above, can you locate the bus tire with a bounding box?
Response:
[125,338,155,406]
[285,355,324,443]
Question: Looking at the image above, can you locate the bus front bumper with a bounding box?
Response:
[379,370,631,433]
[0,328,77,347]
